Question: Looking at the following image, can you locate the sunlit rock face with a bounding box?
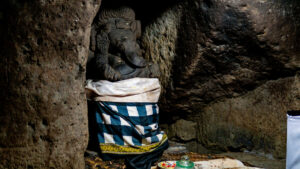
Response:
[0,0,101,168]
[142,0,300,158]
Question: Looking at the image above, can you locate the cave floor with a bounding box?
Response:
[84,151,246,169]
[84,141,285,169]
[84,149,285,169]
[219,152,285,169]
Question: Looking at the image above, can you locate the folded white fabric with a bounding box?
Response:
[286,111,300,169]
[85,78,161,102]
[193,158,262,169]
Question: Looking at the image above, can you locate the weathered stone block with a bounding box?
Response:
[169,119,197,142]
[142,0,300,157]
[0,0,101,168]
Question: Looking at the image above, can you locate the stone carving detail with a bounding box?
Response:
[88,7,159,81]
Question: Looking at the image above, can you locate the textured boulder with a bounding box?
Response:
[142,0,300,158]
[0,0,100,168]
[168,119,197,142]
[200,77,299,158]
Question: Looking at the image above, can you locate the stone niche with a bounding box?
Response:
[85,0,180,151]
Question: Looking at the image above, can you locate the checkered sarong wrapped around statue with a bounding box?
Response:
[85,78,168,156]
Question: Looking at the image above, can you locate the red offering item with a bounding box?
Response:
[158,161,176,169]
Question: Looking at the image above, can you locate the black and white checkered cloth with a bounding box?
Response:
[95,101,165,146]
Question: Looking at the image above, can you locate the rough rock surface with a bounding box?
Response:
[200,77,299,158]
[167,119,197,142]
[141,7,181,94]
[0,0,100,168]
[142,0,300,158]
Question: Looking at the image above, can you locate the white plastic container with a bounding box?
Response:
[286,110,300,169]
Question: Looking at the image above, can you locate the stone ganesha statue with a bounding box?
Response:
[88,7,159,81]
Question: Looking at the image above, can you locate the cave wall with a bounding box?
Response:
[142,0,300,158]
[0,0,101,168]
[0,0,299,168]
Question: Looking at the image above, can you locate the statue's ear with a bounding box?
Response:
[96,32,110,54]
[132,20,141,38]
